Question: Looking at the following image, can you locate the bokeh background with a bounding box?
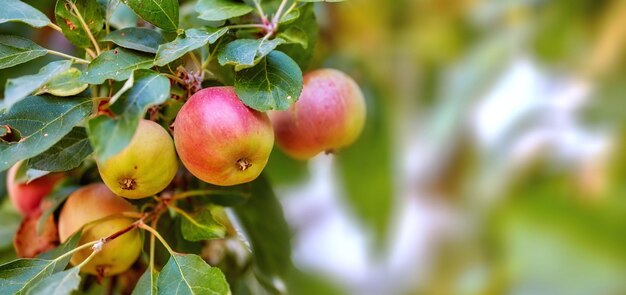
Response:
[3,0,626,294]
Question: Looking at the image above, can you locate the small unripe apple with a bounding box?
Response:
[97,119,178,199]
[6,164,64,216]
[58,183,142,276]
[269,69,366,160]
[173,86,274,186]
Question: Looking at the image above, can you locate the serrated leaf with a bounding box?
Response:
[233,176,291,285]
[87,70,169,161]
[195,0,253,21]
[234,50,302,111]
[27,127,92,172]
[277,27,308,49]
[124,0,178,32]
[40,67,88,97]
[4,60,72,110]
[154,27,227,66]
[81,48,153,84]
[55,0,104,48]
[132,268,158,295]
[157,253,229,295]
[102,27,165,54]
[218,38,285,71]
[180,208,226,241]
[0,35,47,70]
[0,96,92,172]
[24,266,80,295]
[0,259,57,294]
[1,0,52,28]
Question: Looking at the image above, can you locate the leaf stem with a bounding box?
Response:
[48,23,63,32]
[139,222,175,254]
[226,24,266,30]
[251,0,267,21]
[55,240,99,262]
[47,49,90,64]
[282,1,299,21]
[68,1,101,55]
[76,244,101,269]
[273,0,290,24]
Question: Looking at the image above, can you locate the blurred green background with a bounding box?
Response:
[3,0,626,294]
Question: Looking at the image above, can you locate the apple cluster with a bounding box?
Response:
[5,68,365,276]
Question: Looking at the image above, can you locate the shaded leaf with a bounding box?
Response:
[55,0,104,48]
[154,27,227,66]
[217,38,285,71]
[234,50,302,111]
[0,96,92,172]
[102,27,165,54]
[40,67,88,97]
[277,4,317,70]
[277,27,308,49]
[4,60,72,110]
[24,266,80,295]
[125,0,179,32]
[28,127,92,172]
[157,253,229,295]
[132,268,158,295]
[233,176,292,285]
[1,0,52,28]
[87,70,169,161]
[0,35,47,70]
[195,0,252,21]
[180,208,226,241]
[81,48,153,84]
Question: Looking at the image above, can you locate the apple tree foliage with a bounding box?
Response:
[0,0,346,293]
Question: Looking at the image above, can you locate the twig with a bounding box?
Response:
[47,49,90,64]
[68,1,101,55]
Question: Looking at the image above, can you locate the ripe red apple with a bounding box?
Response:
[97,119,178,199]
[173,86,274,186]
[269,69,366,160]
[6,163,64,216]
[58,183,142,276]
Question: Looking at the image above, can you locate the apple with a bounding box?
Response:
[13,212,59,258]
[173,86,274,186]
[58,183,142,276]
[6,163,64,216]
[269,69,366,159]
[97,119,178,199]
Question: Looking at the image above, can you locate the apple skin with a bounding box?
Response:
[6,164,64,217]
[97,119,178,199]
[269,69,366,160]
[58,183,142,276]
[173,86,274,186]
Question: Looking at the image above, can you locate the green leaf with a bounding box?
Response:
[108,2,137,29]
[124,0,179,32]
[157,253,229,295]
[217,38,285,71]
[0,259,57,294]
[279,8,300,24]
[180,208,226,241]
[0,35,47,70]
[4,60,72,110]
[300,0,346,2]
[233,176,292,286]
[1,0,52,28]
[277,4,317,70]
[277,27,308,49]
[234,50,302,111]
[40,67,89,97]
[87,70,169,161]
[154,27,227,66]
[132,268,158,295]
[195,0,253,21]
[0,96,92,172]
[38,232,81,265]
[0,202,21,250]
[102,27,165,54]
[24,266,80,295]
[55,0,105,48]
[27,127,92,172]
[81,48,153,84]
